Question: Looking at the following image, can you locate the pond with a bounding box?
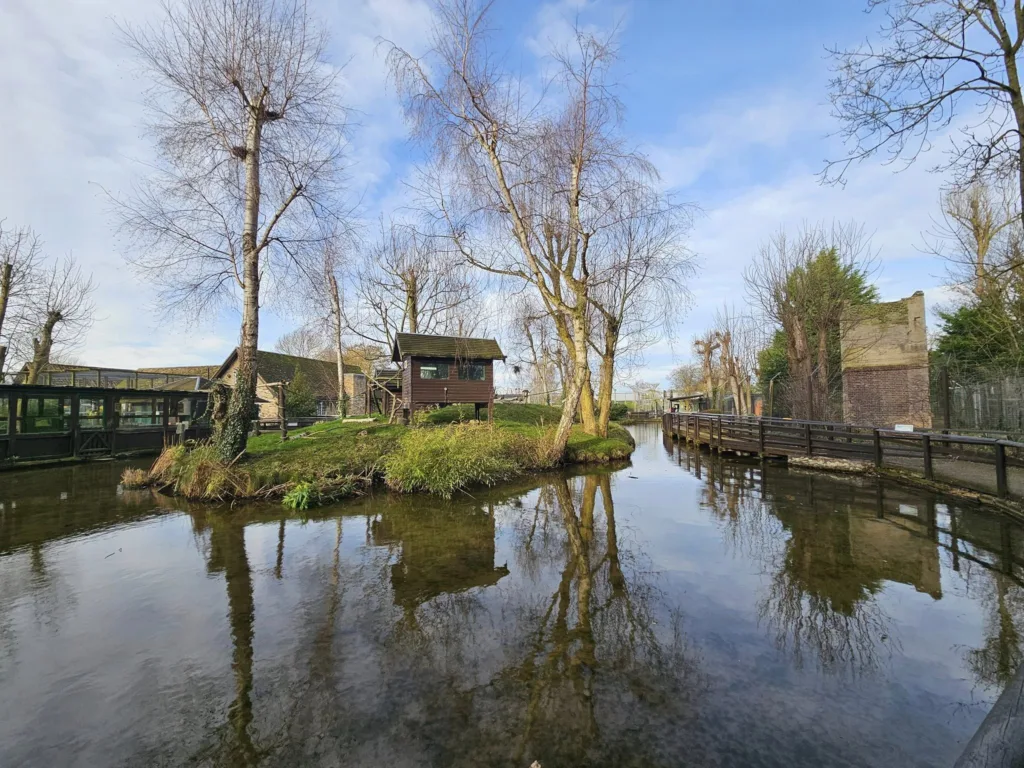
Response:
[0,423,1022,767]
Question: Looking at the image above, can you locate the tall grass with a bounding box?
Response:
[382,422,552,498]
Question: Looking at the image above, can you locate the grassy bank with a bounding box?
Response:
[140,403,634,505]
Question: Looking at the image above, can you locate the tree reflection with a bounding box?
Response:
[696,453,926,677]
[198,512,259,767]
[497,472,706,767]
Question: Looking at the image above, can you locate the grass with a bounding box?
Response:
[148,402,634,505]
[421,402,635,463]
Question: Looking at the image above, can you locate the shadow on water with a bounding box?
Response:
[0,429,1023,766]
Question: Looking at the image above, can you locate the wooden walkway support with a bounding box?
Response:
[663,412,1024,502]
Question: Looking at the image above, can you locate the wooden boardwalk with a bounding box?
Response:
[663,412,1024,502]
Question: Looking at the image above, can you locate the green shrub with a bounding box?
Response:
[609,402,629,421]
[383,422,540,498]
[282,478,358,510]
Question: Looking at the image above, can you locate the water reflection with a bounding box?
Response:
[2,438,1024,765]
[666,434,1024,687]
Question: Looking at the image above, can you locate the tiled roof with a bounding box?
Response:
[391,333,505,362]
[214,349,363,398]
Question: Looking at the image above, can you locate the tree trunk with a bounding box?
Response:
[550,313,590,460]
[579,375,599,434]
[815,326,829,420]
[786,317,812,419]
[595,355,613,437]
[405,273,418,334]
[0,263,11,381]
[328,272,346,417]
[25,311,59,385]
[217,110,263,462]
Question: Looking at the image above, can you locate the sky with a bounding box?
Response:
[0,0,960,389]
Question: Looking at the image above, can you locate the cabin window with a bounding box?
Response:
[19,397,65,433]
[419,363,449,380]
[458,364,486,381]
[118,397,160,428]
[77,398,105,430]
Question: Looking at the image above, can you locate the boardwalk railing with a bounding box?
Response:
[663,412,1024,502]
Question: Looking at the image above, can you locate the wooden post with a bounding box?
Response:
[108,394,118,455]
[922,434,933,480]
[806,374,815,421]
[804,422,812,457]
[695,415,701,446]
[7,392,16,459]
[758,419,766,456]
[939,365,951,430]
[69,393,80,457]
[995,442,1009,499]
[873,429,882,467]
[279,383,287,439]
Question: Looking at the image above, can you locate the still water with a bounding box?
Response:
[1,423,1022,767]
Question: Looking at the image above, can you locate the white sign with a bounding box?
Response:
[893,424,914,432]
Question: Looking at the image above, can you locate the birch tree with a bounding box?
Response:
[384,0,655,456]
[587,183,694,435]
[116,0,346,461]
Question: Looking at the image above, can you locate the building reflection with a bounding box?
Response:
[369,497,509,611]
[673,441,1024,686]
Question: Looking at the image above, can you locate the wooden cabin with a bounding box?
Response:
[391,333,505,422]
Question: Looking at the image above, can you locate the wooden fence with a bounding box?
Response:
[663,412,1024,502]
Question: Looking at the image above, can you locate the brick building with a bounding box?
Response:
[840,291,931,428]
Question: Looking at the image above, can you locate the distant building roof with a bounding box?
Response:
[139,365,221,378]
[391,333,505,363]
[214,349,363,399]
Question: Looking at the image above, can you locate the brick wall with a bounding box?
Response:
[841,364,932,428]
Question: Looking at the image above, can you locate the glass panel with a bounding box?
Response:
[420,363,449,380]
[458,364,485,381]
[74,371,99,387]
[78,397,106,430]
[119,397,160,428]
[0,398,8,434]
[19,398,65,433]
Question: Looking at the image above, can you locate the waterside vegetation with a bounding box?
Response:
[130,403,634,505]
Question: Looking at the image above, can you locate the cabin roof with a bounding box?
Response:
[213,349,362,396]
[391,333,505,363]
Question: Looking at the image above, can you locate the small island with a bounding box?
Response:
[134,402,634,506]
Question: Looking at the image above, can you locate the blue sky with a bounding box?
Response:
[0,0,956,387]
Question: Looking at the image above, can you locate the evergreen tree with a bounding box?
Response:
[285,366,317,417]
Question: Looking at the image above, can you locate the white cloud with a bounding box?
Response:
[0,0,433,370]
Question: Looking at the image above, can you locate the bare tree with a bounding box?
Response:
[587,183,695,435]
[274,325,330,359]
[692,332,721,410]
[507,292,565,405]
[827,0,1024,254]
[926,180,1017,296]
[669,362,703,396]
[24,256,96,384]
[745,223,876,419]
[0,222,43,380]
[384,2,658,456]
[347,218,479,351]
[116,0,346,461]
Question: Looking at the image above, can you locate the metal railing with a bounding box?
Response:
[663,412,1024,501]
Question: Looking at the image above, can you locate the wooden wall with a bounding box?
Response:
[403,356,494,406]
